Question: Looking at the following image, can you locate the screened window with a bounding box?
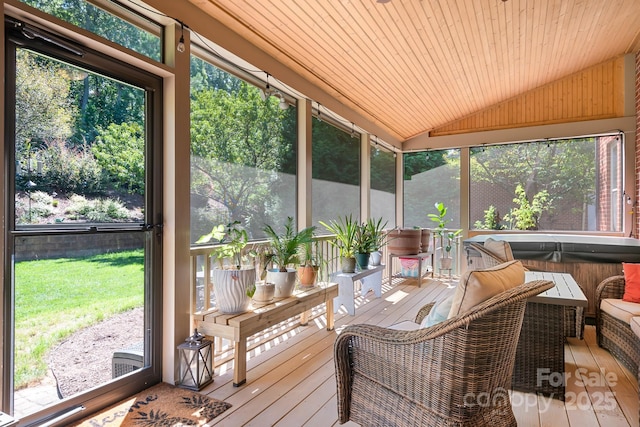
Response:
[404,150,461,229]
[312,118,360,230]
[469,135,622,232]
[370,145,395,227]
[18,0,162,61]
[189,55,297,242]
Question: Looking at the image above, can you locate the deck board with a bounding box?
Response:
[202,276,638,427]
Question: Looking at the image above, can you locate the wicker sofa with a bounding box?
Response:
[334,278,553,427]
[596,275,640,374]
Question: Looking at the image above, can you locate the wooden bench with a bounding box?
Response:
[194,282,338,386]
[332,264,385,316]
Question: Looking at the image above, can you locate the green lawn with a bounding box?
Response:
[14,249,144,389]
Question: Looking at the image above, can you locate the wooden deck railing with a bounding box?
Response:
[189,229,463,315]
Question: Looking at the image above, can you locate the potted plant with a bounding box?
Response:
[319,214,359,273]
[297,241,321,287]
[440,229,462,269]
[427,201,452,233]
[365,217,388,266]
[263,217,316,299]
[196,221,256,314]
[252,244,276,304]
[353,222,375,270]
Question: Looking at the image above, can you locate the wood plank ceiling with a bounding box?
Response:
[188,0,640,144]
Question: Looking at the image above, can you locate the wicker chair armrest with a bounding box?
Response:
[414,302,435,324]
[595,275,625,302]
[595,275,625,347]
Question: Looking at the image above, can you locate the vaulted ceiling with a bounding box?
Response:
[188,0,640,145]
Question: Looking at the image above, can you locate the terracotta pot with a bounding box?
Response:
[297,265,319,287]
[212,267,255,314]
[386,229,421,255]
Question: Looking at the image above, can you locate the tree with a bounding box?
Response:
[469,140,595,228]
[190,79,295,239]
[503,185,551,230]
[15,50,75,155]
[92,122,145,194]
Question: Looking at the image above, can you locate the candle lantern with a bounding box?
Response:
[177,329,213,390]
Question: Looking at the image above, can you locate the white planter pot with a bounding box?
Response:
[369,250,382,266]
[440,257,453,270]
[212,267,255,314]
[252,281,275,305]
[267,268,297,299]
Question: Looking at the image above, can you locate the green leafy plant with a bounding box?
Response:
[427,202,452,234]
[473,205,504,230]
[443,229,462,257]
[503,185,552,230]
[363,217,388,252]
[354,222,375,254]
[319,214,359,259]
[196,221,253,269]
[263,217,316,272]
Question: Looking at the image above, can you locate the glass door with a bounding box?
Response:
[4,20,162,426]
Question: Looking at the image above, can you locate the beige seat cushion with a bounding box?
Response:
[448,260,526,318]
[630,316,640,339]
[600,298,640,324]
[484,237,514,261]
[388,320,421,331]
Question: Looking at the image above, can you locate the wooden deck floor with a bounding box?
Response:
[201,276,639,427]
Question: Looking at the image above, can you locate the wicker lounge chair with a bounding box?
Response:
[468,240,585,339]
[595,275,640,374]
[334,279,553,427]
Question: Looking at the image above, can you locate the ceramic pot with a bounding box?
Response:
[440,257,453,269]
[369,250,382,266]
[267,268,297,299]
[212,267,255,314]
[355,252,370,270]
[252,281,275,304]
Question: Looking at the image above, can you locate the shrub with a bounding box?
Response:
[92,122,144,194]
[65,195,130,222]
[17,139,105,195]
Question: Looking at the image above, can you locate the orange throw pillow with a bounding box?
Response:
[622,263,640,303]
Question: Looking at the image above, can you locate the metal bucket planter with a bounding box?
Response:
[212,267,255,314]
[267,268,297,299]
